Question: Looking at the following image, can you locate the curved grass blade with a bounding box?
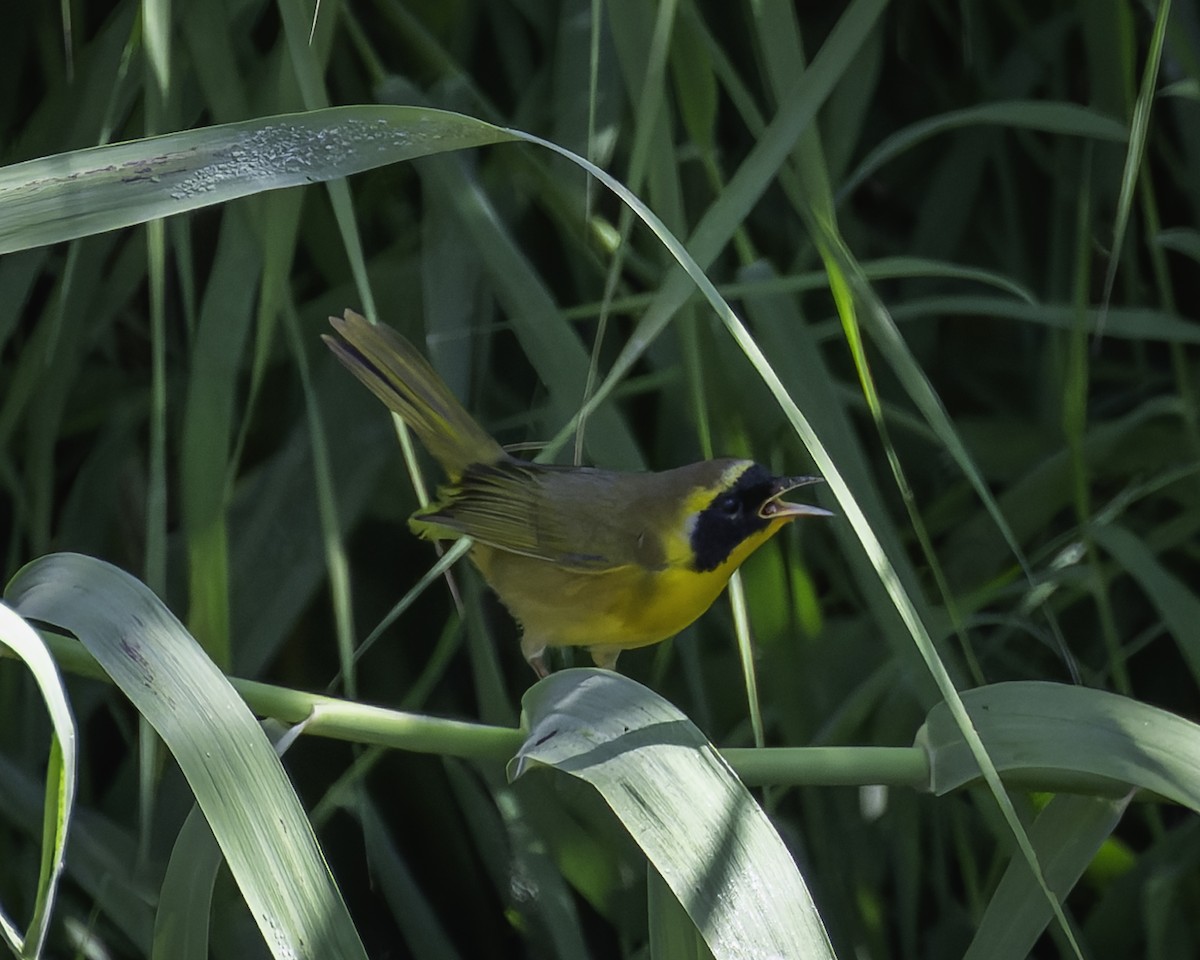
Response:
[649,866,715,960]
[1156,227,1200,263]
[355,794,465,960]
[5,553,369,960]
[508,52,1075,956]
[277,0,378,326]
[838,101,1127,201]
[794,121,1084,947]
[0,105,519,254]
[529,0,890,444]
[180,208,261,666]
[560,257,1037,324]
[917,681,1200,809]
[892,295,1200,343]
[281,300,359,701]
[152,807,223,960]
[1096,0,1173,340]
[152,720,320,960]
[1090,522,1200,686]
[0,602,77,960]
[0,753,153,952]
[964,794,1131,960]
[510,670,836,960]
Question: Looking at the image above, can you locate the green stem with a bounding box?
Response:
[722,746,928,789]
[11,630,1147,796]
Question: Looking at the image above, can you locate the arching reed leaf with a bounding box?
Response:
[511,669,836,960]
[918,681,1200,809]
[0,602,76,960]
[6,553,368,960]
[0,106,518,254]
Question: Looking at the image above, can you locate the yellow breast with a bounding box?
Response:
[471,518,788,652]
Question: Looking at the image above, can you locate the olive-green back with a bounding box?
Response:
[412,458,744,572]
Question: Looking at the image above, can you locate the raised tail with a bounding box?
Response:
[323,310,505,479]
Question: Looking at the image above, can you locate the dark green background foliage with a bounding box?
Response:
[2,0,1199,957]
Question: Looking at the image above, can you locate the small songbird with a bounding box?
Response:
[324,309,831,676]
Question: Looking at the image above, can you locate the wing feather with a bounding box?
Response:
[409,461,651,572]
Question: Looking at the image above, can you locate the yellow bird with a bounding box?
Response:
[324,309,831,676]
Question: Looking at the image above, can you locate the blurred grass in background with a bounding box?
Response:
[2,0,1200,957]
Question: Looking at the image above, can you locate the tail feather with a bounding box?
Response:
[324,310,504,478]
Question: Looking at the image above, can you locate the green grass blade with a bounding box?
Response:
[591,0,681,464]
[409,139,644,469]
[559,256,1037,325]
[964,794,1131,960]
[691,10,1083,912]
[733,262,1084,958]
[531,0,891,455]
[225,347,393,679]
[839,101,1127,201]
[152,807,222,960]
[144,216,169,596]
[0,602,77,959]
[493,785,593,960]
[6,553,369,960]
[516,101,1086,954]
[528,0,888,455]
[511,670,836,960]
[1097,0,1173,338]
[1156,227,1200,262]
[0,752,155,951]
[277,0,378,324]
[738,268,933,678]
[0,105,520,254]
[1091,522,1200,686]
[180,208,261,666]
[648,865,715,960]
[918,681,1200,808]
[282,299,359,698]
[890,294,1200,342]
[355,796,464,960]
[508,77,1077,951]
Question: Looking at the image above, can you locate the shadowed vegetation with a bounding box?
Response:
[2,1,1199,958]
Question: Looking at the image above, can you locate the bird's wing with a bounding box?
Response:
[409,461,651,572]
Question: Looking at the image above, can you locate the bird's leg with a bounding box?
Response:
[522,636,550,678]
[589,645,621,671]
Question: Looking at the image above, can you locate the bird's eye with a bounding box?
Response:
[716,494,741,517]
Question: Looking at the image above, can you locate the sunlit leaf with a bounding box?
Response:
[511,670,836,960]
[6,553,368,960]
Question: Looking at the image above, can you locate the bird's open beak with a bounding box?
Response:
[757,475,834,520]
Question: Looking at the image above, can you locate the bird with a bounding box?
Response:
[324,309,831,676]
